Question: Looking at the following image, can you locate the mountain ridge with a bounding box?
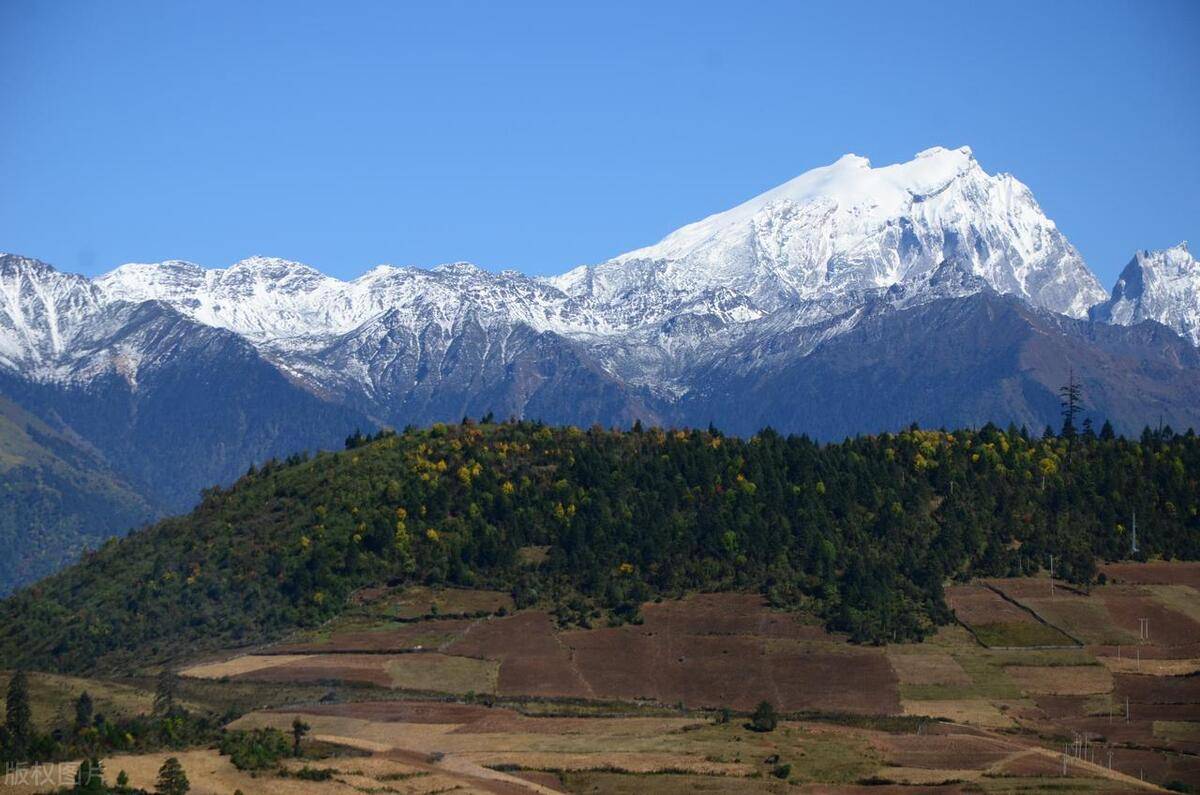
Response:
[2,146,1199,593]
[3,146,1198,437]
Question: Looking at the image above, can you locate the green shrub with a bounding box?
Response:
[749,701,778,733]
[292,766,336,781]
[218,728,291,771]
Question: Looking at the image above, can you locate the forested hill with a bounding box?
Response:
[2,420,1198,673]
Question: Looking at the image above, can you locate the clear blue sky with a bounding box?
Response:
[1,1,1197,286]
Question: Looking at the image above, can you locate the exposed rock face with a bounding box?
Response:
[1091,243,1200,347]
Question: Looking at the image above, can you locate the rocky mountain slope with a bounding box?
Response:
[679,289,1200,438]
[1091,242,1199,346]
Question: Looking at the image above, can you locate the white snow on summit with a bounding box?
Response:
[0,253,104,372]
[553,145,1107,321]
[97,256,603,344]
[617,147,978,264]
[1092,243,1200,346]
[3,146,1187,399]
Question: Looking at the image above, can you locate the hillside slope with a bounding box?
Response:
[0,394,156,594]
[0,300,379,512]
[1,420,1196,674]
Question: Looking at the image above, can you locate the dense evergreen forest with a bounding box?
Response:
[1,417,1198,673]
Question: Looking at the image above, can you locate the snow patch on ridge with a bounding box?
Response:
[2,146,1184,405]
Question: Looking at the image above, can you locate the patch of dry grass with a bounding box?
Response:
[232,710,881,787]
[0,671,159,731]
[1013,599,1137,646]
[1144,584,1200,620]
[1005,665,1113,696]
[1154,720,1200,742]
[557,771,789,793]
[1098,656,1200,676]
[180,654,312,680]
[390,586,515,620]
[888,652,971,686]
[385,653,500,694]
[0,749,455,795]
[900,699,1016,728]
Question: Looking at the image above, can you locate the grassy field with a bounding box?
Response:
[1,748,478,795]
[11,569,1200,793]
[385,652,500,693]
[0,670,162,730]
[968,621,1077,648]
[369,584,515,621]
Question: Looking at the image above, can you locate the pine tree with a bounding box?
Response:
[153,671,176,717]
[4,669,32,758]
[155,757,190,795]
[291,717,310,757]
[74,691,94,733]
[1059,371,1082,441]
[74,757,105,792]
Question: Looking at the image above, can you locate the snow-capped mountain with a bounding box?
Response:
[552,146,1107,323]
[1,146,1108,401]
[1,145,1197,448]
[0,254,105,373]
[1091,243,1200,346]
[3,146,1200,593]
[96,257,604,345]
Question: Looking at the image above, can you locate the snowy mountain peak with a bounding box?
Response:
[0,254,105,371]
[101,259,205,283]
[3,144,1183,407]
[555,146,1104,321]
[226,255,322,276]
[832,152,871,168]
[431,261,488,276]
[1091,243,1200,345]
[915,144,974,160]
[607,145,981,267]
[1,252,55,274]
[354,264,407,282]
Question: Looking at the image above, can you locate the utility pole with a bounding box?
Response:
[1131,510,1138,555]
